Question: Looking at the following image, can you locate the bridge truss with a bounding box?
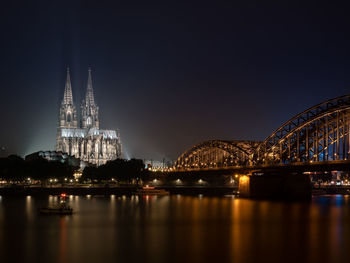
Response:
[262,94,350,164]
[175,94,350,169]
[175,140,260,169]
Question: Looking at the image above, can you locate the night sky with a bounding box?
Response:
[1,0,350,160]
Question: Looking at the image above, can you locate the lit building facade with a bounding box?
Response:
[56,68,122,166]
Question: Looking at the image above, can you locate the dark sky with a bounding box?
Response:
[1,0,350,160]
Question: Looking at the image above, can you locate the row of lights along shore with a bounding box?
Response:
[1,174,243,185]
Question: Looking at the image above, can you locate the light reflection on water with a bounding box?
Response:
[25,195,33,221]
[1,195,350,263]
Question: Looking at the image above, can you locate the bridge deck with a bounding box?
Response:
[173,160,350,174]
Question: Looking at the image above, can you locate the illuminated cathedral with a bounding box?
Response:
[55,68,122,166]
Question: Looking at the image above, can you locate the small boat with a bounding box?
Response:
[39,193,73,215]
[134,185,169,195]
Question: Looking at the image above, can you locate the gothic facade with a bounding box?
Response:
[56,68,122,166]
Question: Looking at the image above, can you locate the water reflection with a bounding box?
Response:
[59,217,67,263]
[1,195,350,263]
[25,195,34,221]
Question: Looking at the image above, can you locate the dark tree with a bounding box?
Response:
[81,158,146,183]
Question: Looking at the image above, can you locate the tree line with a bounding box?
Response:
[81,158,147,182]
[0,155,147,183]
[0,155,76,181]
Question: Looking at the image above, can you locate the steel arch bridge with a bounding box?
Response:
[175,140,261,169]
[262,94,350,164]
[175,94,350,169]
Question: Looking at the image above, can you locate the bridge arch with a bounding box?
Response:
[262,94,350,164]
[175,140,260,169]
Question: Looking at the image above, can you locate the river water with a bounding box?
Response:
[0,194,350,263]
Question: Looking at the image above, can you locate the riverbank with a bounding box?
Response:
[312,187,350,195]
[2,186,348,197]
[0,186,237,196]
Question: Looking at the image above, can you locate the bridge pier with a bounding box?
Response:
[239,173,311,200]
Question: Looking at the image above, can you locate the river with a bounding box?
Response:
[0,194,349,263]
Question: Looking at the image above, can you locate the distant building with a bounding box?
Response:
[144,160,173,170]
[25,151,81,167]
[55,68,122,166]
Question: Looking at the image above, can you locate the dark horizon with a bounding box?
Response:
[1,0,350,160]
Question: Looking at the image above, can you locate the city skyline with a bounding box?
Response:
[1,2,350,263]
[1,1,350,160]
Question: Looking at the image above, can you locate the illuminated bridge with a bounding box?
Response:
[175,140,261,169]
[175,94,350,169]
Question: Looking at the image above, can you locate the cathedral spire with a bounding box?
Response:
[81,68,99,129]
[58,67,78,129]
[63,67,74,105]
[85,67,95,106]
